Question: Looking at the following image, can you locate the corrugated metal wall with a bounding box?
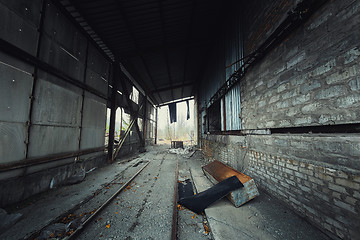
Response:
[0,0,155,181]
[199,2,244,133]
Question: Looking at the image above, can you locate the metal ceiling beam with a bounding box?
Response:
[181,0,196,98]
[151,82,192,93]
[117,41,207,58]
[66,0,158,104]
[112,0,164,103]
[158,0,174,101]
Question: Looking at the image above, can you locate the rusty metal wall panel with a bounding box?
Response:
[31,76,83,127]
[0,0,40,56]
[80,93,107,150]
[0,53,34,123]
[87,44,110,80]
[0,0,42,26]
[39,35,85,81]
[86,69,108,96]
[0,123,27,164]
[42,1,86,63]
[27,125,80,158]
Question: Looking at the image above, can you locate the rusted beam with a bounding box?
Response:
[118,65,145,147]
[202,160,259,207]
[0,147,106,173]
[108,63,118,162]
[112,100,145,161]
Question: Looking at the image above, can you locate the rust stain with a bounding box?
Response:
[202,160,252,184]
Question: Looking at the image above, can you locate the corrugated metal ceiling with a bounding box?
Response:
[60,0,228,105]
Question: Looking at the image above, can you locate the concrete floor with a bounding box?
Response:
[0,145,329,240]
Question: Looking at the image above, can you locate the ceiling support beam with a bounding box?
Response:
[151,82,192,93]
[112,0,164,104]
[181,0,196,98]
[117,63,146,148]
[158,0,175,101]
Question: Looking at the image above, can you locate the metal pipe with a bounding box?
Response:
[171,159,179,240]
[25,0,47,159]
[157,96,194,108]
[78,41,90,151]
[0,147,106,172]
[108,63,119,162]
[66,161,150,240]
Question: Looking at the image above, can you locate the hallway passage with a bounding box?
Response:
[1,145,328,240]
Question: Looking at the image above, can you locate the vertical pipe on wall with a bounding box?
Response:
[143,97,147,144]
[154,107,158,144]
[222,96,226,131]
[78,41,89,151]
[25,0,47,159]
[119,107,123,139]
[108,63,118,162]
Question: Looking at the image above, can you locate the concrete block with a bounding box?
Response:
[315,85,347,99]
[299,81,321,94]
[349,77,360,91]
[333,199,356,213]
[344,47,360,64]
[309,59,336,77]
[202,160,260,207]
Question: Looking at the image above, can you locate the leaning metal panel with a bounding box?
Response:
[0,52,34,123]
[27,125,80,158]
[0,1,40,56]
[80,92,107,150]
[31,77,83,127]
[86,69,108,97]
[0,122,27,164]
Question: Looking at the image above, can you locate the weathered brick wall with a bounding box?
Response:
[241,0,360,129]
[202,134,360,239]
[199,1,360,238]
[244,0,296,54]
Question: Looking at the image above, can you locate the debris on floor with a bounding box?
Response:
[203,160,259,207]
[65,168,86,185]
[168,145,195,157]
[38,223,70,240]
[171,140,183,148]
[178,176,244,214]
[0,208,22,233]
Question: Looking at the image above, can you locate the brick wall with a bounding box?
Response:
[198,1,360,238]
[241,0,360,129]
[202,134,360,239]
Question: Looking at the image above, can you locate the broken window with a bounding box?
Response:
[130,86,139,104]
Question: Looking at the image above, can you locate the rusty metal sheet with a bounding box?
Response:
[0,1,39,56]
[86,69,108,97]
[27,125,80,158]
[0,0,42,26]
[26,157,74,175]
[0,53,34,123]
[202,160,259,207]
[0,122,27,164]
[80,93,106,150]
[32,77,83,127]
[87,44,110,79]
[39,35,85,81]
[42,1,86,63]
